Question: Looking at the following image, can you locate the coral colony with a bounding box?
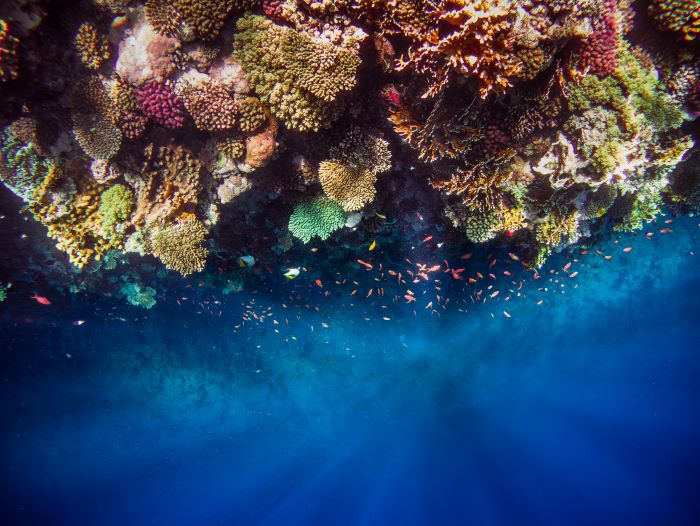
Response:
[0,0,699,277]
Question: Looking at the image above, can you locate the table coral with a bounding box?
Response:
[147,216,208,276]
[288,196,346,243]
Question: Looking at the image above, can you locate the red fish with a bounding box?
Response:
[357,259,373,269]
[31,294,51,305]
[315,279,323,288]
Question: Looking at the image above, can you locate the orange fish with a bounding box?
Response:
[351,290,357,296]
[623,247,633,252]
[508,252,519,261]
[423,235,433,243]
[490,290,499,298]
[315,279,323,288]
[405,295,416,302]
[569,271,578,278]
[468,277,477,284]
[367,289,373,297]
[357,259,373,269]
[428,265,441,272]
[461,253,472,260]
[563,262,572,271]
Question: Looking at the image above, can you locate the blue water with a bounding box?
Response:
[1,218,700,525]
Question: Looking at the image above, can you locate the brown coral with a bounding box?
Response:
[111,77,148,139]
[74,22,110,70]
[128,144,202,227]
[179,79,238,131]
[148,216,208,276]
[319,160,377,212]
[235,97,266,133]
[71,78,122,161]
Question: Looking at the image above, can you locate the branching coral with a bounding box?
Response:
[0,19,19,82]
[235,97,266,133]
[233,13,361,131]
[148,216,208,276]
[178,77,238,131]
[134,81,186,129]
[288,196,346,243]
[98,184,134,245]
[648,0,700,41]
[74,22,110,70]
[111,77,149,139]
[573,0,618,77]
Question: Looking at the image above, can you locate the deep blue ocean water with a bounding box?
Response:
[1,217,700,526]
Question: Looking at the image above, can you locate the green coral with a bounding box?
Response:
[120,281,157,309]
[464,209,500,244]
[0,283,9,302]
[148,217,209,276]
[0,130,58,202]
[288,197,346,243]
[614,191,663,232]
[98,184,133,243]
[233,14,361,131]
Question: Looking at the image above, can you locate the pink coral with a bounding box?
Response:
[576,0,618,77]
[262,0,286,25]
[134,81,185,129]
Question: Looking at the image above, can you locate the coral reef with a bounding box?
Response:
[0,0,699,278]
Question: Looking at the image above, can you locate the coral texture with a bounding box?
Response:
[288,197,346,243]
[134,81,186,129]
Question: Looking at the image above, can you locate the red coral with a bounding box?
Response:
[576,0,619,77]
[262,0,286,25]
[134,81,185,129]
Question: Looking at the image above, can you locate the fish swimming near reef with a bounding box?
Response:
[31,294,51,305]
[237,255,256,268]
[284,268,300,279]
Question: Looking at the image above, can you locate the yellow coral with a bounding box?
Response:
[148,216,208,276]
[319,160,377,212]
[74,22,110,71]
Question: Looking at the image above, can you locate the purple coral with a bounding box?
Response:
[134,81,185,129]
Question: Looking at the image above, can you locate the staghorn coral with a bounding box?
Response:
[288,196,346,243]
[134,81,186,129]
[148,216,208,276]
[233,13,361,131]
[0,18,19,82]
[648,0,700,42]
[74,22,110,71]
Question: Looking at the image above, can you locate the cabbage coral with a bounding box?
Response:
[233,13,361,131]
[288,197,346,243]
